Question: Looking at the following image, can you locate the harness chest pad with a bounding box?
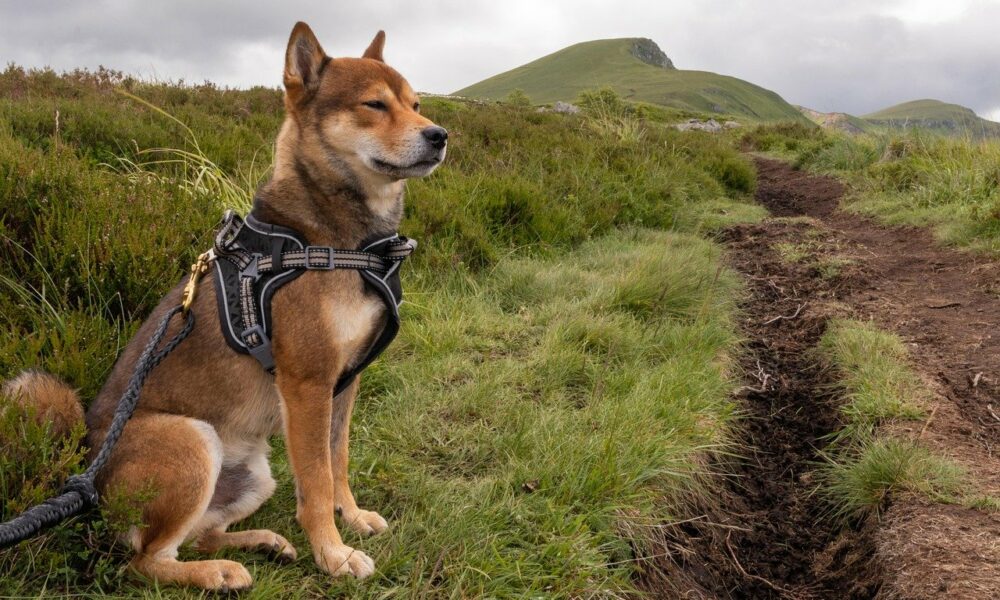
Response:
[210,210,415,395]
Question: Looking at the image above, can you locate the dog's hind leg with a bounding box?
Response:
[331,377,388,536]
[99,413,253,592]
[193,445,296,562]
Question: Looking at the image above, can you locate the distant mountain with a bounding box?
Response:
[864,99,1000,138]
[795,106,875,134]
[454,38,810,123]
[795,100,1000,139]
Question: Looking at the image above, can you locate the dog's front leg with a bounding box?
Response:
[279,375,375,579]
[332,376,389,535]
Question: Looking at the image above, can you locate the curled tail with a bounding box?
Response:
[2,370,84,438]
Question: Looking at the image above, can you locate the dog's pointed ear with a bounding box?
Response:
[362,30,386,62]
[284,22,327,103]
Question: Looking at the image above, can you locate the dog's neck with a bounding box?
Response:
[252,122,406,249]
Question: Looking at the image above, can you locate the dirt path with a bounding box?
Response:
[743,158,1000,599]
[658,158,1000,599]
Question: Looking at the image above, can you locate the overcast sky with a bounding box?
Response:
[1,1,998,120]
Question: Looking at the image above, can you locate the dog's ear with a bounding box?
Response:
[362,30,386,62]
[284,22,327,104]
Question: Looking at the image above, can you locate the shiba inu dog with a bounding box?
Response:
[4,21,446,590]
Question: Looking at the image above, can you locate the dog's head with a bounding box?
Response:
[282,22,446,182]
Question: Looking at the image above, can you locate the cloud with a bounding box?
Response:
[0,0,997,117]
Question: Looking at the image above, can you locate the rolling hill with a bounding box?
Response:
[864,99,1000,138]
[454,38,809,123]
[796,100,1000,139]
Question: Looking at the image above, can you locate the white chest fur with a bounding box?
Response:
[329,293,387,365]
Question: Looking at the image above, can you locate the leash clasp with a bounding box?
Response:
[182,250,214,314]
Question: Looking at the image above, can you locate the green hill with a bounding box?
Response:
[864,99,1000,138]
[454,38,809,123]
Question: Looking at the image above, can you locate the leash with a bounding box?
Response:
[0,254,208,550]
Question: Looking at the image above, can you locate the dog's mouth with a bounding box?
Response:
[370,156,443,179]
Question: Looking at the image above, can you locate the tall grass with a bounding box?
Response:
[818,319,926,442]
[815,319,963,521]
[1,68,760,597]
[105,90,267,213]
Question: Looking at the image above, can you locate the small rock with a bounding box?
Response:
[552,101,580,114]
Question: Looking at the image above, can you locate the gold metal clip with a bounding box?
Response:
[181,251,213,314]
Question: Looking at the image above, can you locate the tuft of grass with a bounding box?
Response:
[740,121,826,159]
[815,319,966,521]
[820,438,965,521]
[818,319,926,443]
[577,87,646,144]
[105,90,268,214]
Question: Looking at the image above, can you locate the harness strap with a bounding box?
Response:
[255,240,416,274]
[209,210,414,380]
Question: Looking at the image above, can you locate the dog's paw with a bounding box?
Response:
[262,532,298,563]
[340,508,389,536]
[315,544,375,579]
[190,559,253,592]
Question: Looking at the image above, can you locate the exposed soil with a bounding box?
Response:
[647,158,1000,599]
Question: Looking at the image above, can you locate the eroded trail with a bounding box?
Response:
[713,178,878,599]
[695,158,1000,599]
[652,158,1000,598]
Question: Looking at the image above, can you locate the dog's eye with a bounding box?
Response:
[413,102,421,112]
[363,100,388,111]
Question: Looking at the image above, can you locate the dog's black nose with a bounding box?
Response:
[421,126,448,149]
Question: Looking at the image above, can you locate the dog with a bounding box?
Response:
[3,21,446,590]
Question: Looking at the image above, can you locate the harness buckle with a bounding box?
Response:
[240,325,275,372]
[304,246,335,270]
[241,255,260,281]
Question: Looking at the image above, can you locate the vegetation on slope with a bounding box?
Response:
[864,99,1000,139]
[797,100,1000,139]
[0,67,763,597]
[454,38,809,123]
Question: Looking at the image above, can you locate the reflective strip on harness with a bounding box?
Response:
[209,209,415,394]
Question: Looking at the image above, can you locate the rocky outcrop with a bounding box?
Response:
[630,38,675,69]
[675,118,741,132]
[552,101,580,114]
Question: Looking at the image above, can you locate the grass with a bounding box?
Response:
[0,69,761,597]
[820,439,965,521]
[772,238,857,280]
[453,38,810,123]
[815,319,963,520]
[817,319,927,441]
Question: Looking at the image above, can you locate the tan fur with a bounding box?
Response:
[2,371,84,438]
[4,21,445,590]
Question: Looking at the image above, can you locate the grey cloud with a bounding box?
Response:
[0,0,997,119]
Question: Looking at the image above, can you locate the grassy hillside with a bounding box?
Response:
[0,66,765,597]
[864,99,1000,139]
[454,38,809,123]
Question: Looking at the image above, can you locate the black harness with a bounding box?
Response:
[210,210,416,395]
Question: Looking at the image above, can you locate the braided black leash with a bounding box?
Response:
[0,305,195,549]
